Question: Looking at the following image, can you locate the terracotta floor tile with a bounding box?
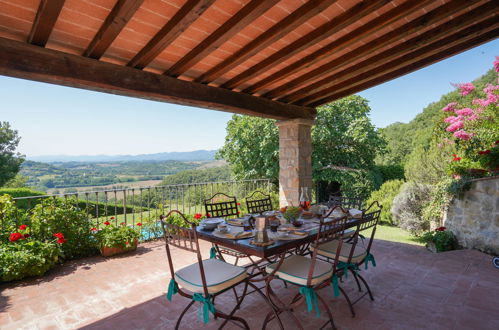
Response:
[1,240,497,329]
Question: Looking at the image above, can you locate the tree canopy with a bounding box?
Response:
[0,122,24,187]
[217,95,386,195]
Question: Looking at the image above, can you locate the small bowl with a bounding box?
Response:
[292,219,304,228]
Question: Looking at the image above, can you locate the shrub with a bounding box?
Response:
[375,164,405,182]
[29,198,98,259]
[0,188,45,210]
[419,227,456,252]
[0,240,59,282]
[391,182,433,235]
[95,221,141,249]
[366,179,404,225]
[0,194,28,243]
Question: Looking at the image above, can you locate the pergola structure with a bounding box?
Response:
[0,0,497,206]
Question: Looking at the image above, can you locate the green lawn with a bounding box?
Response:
[369,224,423,246]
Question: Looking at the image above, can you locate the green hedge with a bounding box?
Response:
[0,188,46,210]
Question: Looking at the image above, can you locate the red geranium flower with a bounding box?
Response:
[24,234,30,238]
[206,213,211,218]
[9,232,24,242]
[478,150,491,155]
[435,226,446,232]
[237,211,240,214]
[236,203,241,206]
[19,224,27,230]
[90,227,97,232]
[110,216,115,220]
[136,223,143,226]
[57,237,66,244]
[194,213,202,219]
[53,233,64,239]
[120,222,125,226]
[125,242,129,246]
[103,221,110,226]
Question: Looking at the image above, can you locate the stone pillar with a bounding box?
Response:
[276,118,314,207]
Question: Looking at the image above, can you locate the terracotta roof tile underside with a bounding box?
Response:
[0,0,497,117]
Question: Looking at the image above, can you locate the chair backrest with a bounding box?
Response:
[356,205,382,255]
[204,193,239,218]
[307,206,348,286]
[160,210,210,297]
[327,195,364,210]
[245,190,273,214]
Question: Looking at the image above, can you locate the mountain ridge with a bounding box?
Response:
[28,150,218,163]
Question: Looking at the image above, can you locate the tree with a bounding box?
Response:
[218,95,385,195]
[0,122,24,187]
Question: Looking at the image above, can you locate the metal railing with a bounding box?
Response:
[8,179,273,239]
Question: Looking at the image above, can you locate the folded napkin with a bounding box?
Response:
[349,208,363,218]
[290,230,307,236]
[227,218,245,226]
[225,231,253,239]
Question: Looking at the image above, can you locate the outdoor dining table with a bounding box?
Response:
[195,213,360,328]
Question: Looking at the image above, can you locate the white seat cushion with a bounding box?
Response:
[265,255,333,286]
[175,258,247,294]
[316,240,367,264]
[343,228,355,238]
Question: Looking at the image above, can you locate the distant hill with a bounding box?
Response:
[28,150,218,163]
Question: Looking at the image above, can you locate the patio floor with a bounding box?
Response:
[1,239,498,330]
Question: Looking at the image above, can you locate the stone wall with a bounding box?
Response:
[443,176,499,255]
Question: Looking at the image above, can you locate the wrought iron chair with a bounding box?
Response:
[262,214,348,329]
[245,190,273,214]
[327,195,364,239]
[161,210,251,329]
[204,193,249,265]
[315,202,382,315]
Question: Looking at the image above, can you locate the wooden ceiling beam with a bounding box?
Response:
[220,0,390,90]
[270,0,482,102]
[289,2,497,104]
[128,0,214,69]
[0,38,314,120]
[248,0,433,96]
[164,0,278,78]
[309,26,499,107]
[193,0,339,84]
[84,0,144,59]
[27,0,65,46]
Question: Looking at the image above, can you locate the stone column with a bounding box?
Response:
[276,118,314,207]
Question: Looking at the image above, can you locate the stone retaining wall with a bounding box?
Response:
[443,176,499,255]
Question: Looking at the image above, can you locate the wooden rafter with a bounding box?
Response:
[193,0,339,84]
[128,0,215,69]
[84,0,144,59]
[164,0,278,77]
[309,26,499,107]
[0,38,314,120]
[296,10,498,105]
[220,0,390,90]
[27,0,65,46]
[251,0,433,97]
[272,0,480,103]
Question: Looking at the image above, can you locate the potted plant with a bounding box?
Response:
[281,206,301,224]
[94,218,142,257]
[420,227,456,253]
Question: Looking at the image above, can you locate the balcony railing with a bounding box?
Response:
[9,179,273,240]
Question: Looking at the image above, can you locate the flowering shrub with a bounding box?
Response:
[440,57,499,175]
[95,220,141,250]
[29,198,98,259]
[419,227,456,252]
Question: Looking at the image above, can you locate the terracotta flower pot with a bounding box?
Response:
[467,168,487,176]
[100,239,138,257]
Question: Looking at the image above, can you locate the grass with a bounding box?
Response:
[369,224,423,246]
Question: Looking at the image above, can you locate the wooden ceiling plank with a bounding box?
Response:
[84,0,144,59]
[128,0,215,69]
[250,0,433,96]
[220,0,390,90]
[0,37,314,120]
[289,2,497,104]
[164,0,278,77]
[28,0,65,46]
[194,0,339,84]
[309,25,499,107]
[270,0,482,102]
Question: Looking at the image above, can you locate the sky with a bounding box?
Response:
[1,39,498,157]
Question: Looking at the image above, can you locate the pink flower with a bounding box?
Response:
[494,56,499,73]
[454,82,475,96]
[455,108,474,117]
[442,102,458,112]
[472,98,491,107]
[453,130,471,140]
[467,113,478,121]
[483,83,499,94]
[444,116,459,123]
[486,92,498,104]
[446,121,464,132]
